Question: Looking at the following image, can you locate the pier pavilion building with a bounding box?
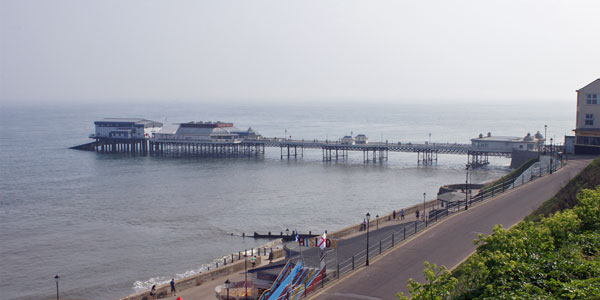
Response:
[150,121,264,156]
[153,121,261,142]
[574,79,600,154]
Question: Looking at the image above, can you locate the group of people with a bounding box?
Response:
[361,209,407,231]
[392,209,406,220]
[149,278,177,299]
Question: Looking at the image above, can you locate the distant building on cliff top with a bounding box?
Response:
[574,79,600,154]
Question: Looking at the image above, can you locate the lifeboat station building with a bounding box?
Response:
[90,118,163,153]
[574,79,600,154]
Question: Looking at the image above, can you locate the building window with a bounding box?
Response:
[585,114,594,126]
[587,94,598,104]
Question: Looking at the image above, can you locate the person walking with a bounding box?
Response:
[170,278,176,296]
[415,209,420,220]
[400,209,405,220]
[251,255,257,268]
[150,285,157,299]
[393,210,396,220]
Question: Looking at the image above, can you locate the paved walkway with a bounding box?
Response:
[310,156,595,300]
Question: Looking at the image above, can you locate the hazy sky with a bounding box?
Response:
[1,0,599,104]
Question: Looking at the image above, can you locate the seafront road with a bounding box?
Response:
[309,156,595,300]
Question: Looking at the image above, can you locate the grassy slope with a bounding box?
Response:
[481,158,538,192]
[525,156,600,222]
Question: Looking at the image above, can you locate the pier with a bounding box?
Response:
[74,137,511,167]
[73,119,550,168]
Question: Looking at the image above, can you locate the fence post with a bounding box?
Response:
[352,256,354,270]
[231,254,234,263]
[404,227,406,240]
[224,258,227,266]
[392,233,395,247]
[414,222,417,233]
[436,211,438,222]
[379,240,382,254]
[337,264,340,279]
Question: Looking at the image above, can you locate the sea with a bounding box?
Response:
[0,100,575,300]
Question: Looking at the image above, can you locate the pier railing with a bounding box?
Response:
[296,155,565,298]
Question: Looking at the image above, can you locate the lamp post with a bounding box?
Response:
[423,193,426,221]
[54,275,60,300]
[365,212,370,266]
[544,125,547,152]
[550,138,553,154]
[244,254,248,296]
[376,214,379,230]
[465,167,469,210]
[225,279,230,300]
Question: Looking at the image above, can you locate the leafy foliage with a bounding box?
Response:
[399,187,600,300]
[397,262,457,300]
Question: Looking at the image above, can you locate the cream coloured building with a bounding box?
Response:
[574,79,600,154]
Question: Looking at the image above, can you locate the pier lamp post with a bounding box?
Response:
[54,275,60,300]
[550,138,553,154]
[366,212,371,266]
[225,279,230,300]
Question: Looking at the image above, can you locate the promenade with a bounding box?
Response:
[310,156,595,300]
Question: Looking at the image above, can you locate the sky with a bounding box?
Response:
[1,0,599,105]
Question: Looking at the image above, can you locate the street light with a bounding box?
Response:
[244,253,248,296]
[423,193,426,221]
[225,279,231,300]
[54,275,60,300]
[376,214,379,230]
[465,167,469,210]
[365,212,371,266]
[544,125,547,152]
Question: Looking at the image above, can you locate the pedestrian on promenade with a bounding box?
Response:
[393,210,396,220]
[401,209,405,220]
[416,209,420,220]
[170,278,176,296]
[251,255,257,268]
[150,285,157,299]
[363,218,367,231]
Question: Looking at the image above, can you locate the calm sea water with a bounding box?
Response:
[0,101,574,300]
